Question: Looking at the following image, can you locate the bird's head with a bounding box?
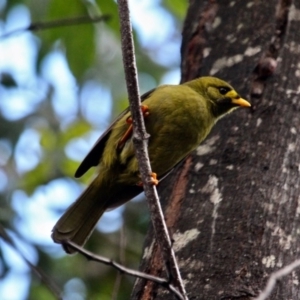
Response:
[185,76,251,119]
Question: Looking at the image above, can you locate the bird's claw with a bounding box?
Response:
[137,172,159,187]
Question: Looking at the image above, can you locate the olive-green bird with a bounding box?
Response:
[52,76,250,253]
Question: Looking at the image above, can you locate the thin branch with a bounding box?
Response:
[255,259,300,300]
[0,15,111,39]
[116,0,188,299]
[65,241,184,300]
[0,225,62,299]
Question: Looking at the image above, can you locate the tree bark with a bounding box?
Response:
[132,1,300,299]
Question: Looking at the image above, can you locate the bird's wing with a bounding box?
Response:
[75,88,156,178]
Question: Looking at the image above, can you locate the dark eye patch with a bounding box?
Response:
[217,97,232,104]
[219,86,231,95]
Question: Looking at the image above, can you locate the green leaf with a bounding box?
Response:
[95,0,120,37]
[163,0,188,20]
[36,0,96,79]
[21,162,51,194]
[59,120,92,147]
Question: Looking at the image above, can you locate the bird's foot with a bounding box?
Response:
[117,105,149,150]
[149,172,159,185]
[137,172,159,187]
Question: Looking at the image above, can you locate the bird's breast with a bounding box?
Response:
[144,92,213,176]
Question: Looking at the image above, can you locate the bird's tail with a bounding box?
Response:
[51,177,109,253]
[51,176,143,254]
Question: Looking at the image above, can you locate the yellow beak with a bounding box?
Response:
[231,98,251,107]
[225,90,251,107]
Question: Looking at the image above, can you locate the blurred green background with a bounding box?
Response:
[0,0,187,299]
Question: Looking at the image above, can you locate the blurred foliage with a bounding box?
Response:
[38,0,95,79]
[0,0,187,299]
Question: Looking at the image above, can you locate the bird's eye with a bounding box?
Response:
[219,87,231,95]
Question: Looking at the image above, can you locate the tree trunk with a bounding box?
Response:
[132,1,300,299]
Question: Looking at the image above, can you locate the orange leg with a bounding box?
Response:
[137,172,159,187]
[150,172,159,185]
[117,105,149,150]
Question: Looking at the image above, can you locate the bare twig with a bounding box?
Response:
[0,225,62,299]
[65,241,184,300]
[116,0,187,299]
[0,15,111,39]
[255,259,300,300]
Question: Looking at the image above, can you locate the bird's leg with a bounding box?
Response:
[117,105,149,150]
[137,172,159,187]
[150,172,159,185]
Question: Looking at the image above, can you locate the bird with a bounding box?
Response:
[51,76,251,253]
